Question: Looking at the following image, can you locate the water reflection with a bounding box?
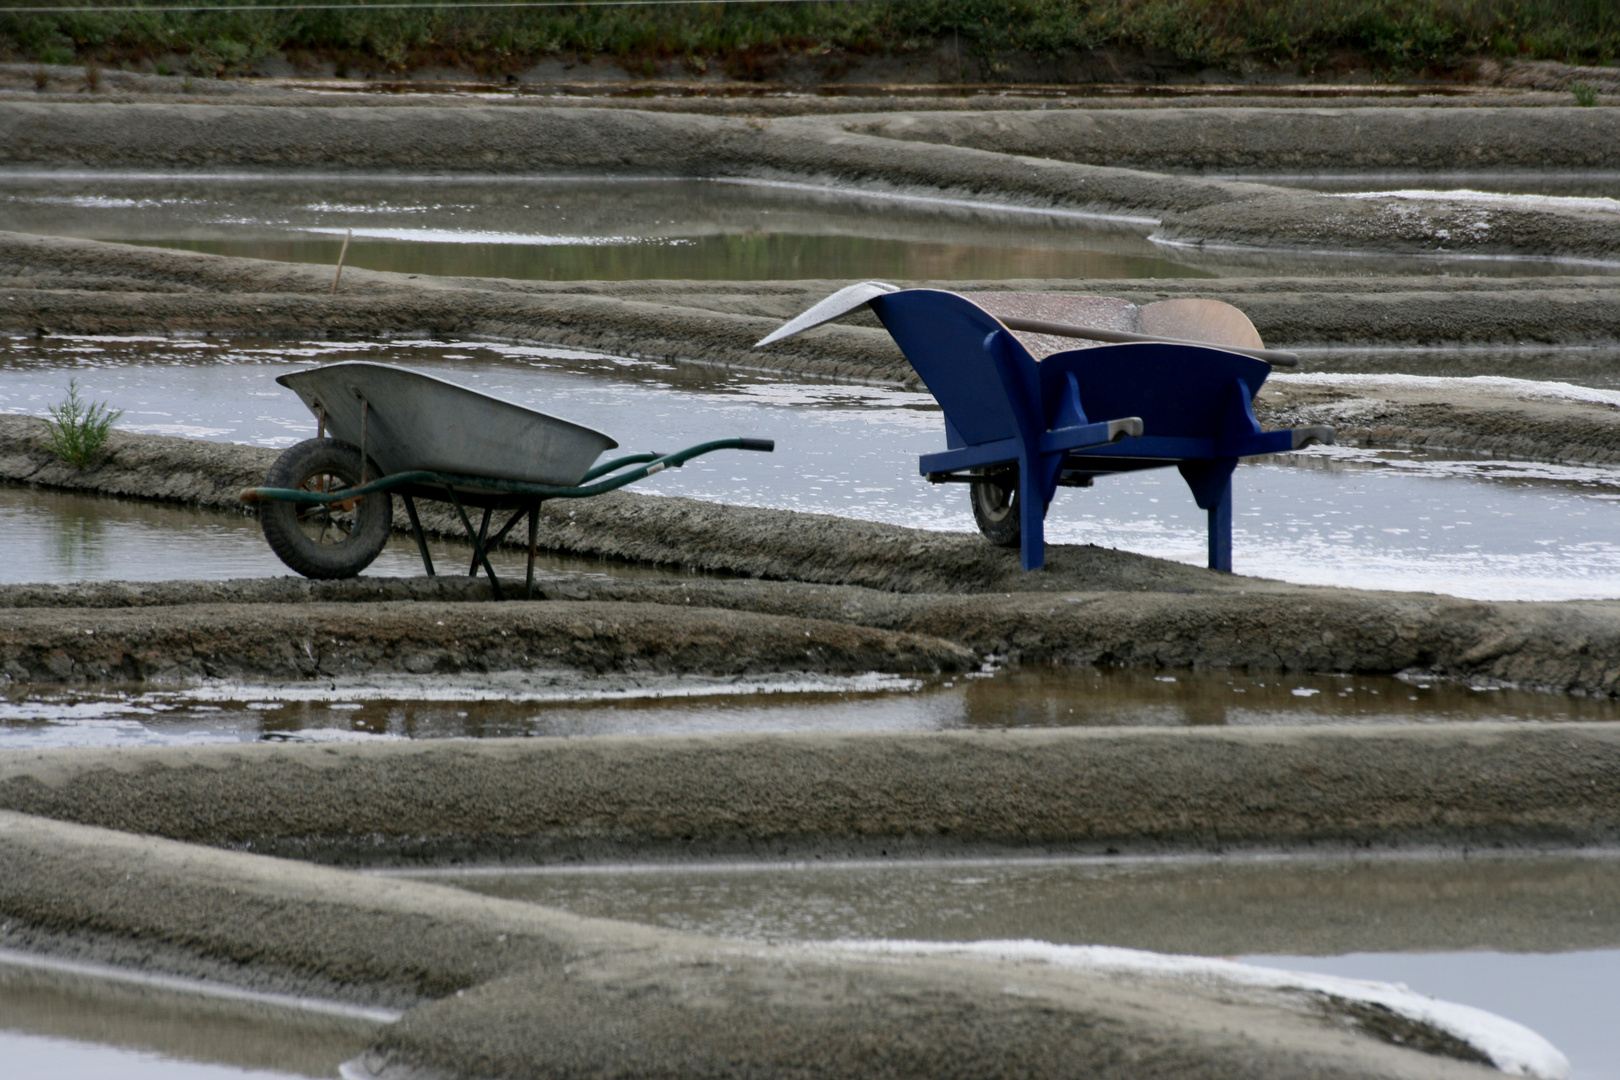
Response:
[0,483,688,586]
[156,229,1197,283]
[2,170,1609,279]
[49,509,108,581]
[5,667,1617,750]
[0,955,379,1079]
[0,173,1205,282]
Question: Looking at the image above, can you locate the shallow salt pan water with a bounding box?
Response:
[0,172,1202,282]
[414,851,1620,1080]
[7,335,1620,600]
[0,951,382,1080]
[1,1034,309,1080]
[7,666,1618,750]
[0,170,1610,278]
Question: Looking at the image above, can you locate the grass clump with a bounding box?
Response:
[44,379,123,469]
[1571,81,1599,105]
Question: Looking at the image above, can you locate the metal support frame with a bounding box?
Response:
[398,492,543,600]
[243,436,776,601]
[401,493,435,577]
[443,487,506,601]
[526,504,540,600]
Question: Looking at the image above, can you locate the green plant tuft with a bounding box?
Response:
[1572,81,1599,105]
[44,379,123,469]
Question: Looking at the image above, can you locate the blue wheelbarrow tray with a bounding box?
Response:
[757,283,1332,573]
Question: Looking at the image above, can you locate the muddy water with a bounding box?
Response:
[0,171,1608,279]
[5,667,1618,750]
[0,483,691,587]
[421,851,1620,1079]
[8,335,1620,600]
[0,952,383,1079]
[0,172,1201,282]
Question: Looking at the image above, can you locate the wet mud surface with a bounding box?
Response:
[5,726,1618,862]
[9,418,1620,693]
[856,107,1620,174]
[0,811,1515,1080]
[5,235,1620,401]
[2,100,1616,266]
[1,89,1616,1080]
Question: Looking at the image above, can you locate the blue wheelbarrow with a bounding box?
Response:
[241,361,773,598]
[759,283,1332,572]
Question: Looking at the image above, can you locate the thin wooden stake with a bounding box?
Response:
[331,229,352,294]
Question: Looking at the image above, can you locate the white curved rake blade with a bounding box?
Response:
[754,281,901,347]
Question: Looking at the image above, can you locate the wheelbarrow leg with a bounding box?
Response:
[1178,459,1238,574]
[1207,482,1233,573]
[483,507,529,555]
[401,493,436,577]
[525,501,539,600]
[469,507,493,577]
[465,506,532,596]
[443,488,505,601]
[1017,453,1047,572]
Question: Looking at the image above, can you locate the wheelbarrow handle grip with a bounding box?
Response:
[737,438,775,452]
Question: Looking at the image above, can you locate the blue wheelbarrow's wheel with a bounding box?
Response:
[970,471,1022,549]
[259,438,393,579]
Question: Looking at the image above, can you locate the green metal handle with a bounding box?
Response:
[240,436,775,506]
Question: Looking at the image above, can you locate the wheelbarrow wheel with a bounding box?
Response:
[970,472,1022,548]
[259,438,393,579]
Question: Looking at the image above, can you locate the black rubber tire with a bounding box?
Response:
[258,438,392,579]
[970,472,1022,548]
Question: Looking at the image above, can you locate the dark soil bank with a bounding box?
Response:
[0,808,1515,1080]
[0,87,1611,1080]
[6,725,1619,861]
[9,418,1620,694]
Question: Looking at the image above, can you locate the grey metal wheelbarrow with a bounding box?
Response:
[240,361,773,599]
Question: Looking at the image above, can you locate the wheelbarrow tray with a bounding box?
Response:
[277,361,618,487]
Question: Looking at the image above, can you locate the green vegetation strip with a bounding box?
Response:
[2,0,1615,80]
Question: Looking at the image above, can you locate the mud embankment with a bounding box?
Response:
[0,600,972,684]
[1261,375,1620,465]
[1,101,1617,262]
[6,233,1620,395]
[856,106,1620,172]
[9,418,1620,693]
[0,727,1606,1076]
[1,806,1522,1080]
[5,725,1618,861]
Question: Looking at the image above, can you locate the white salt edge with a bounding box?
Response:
[1327,189,1620,216]
[823,940,1570,1080]
[303,225,652,246]
[1277,371,1620,409]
